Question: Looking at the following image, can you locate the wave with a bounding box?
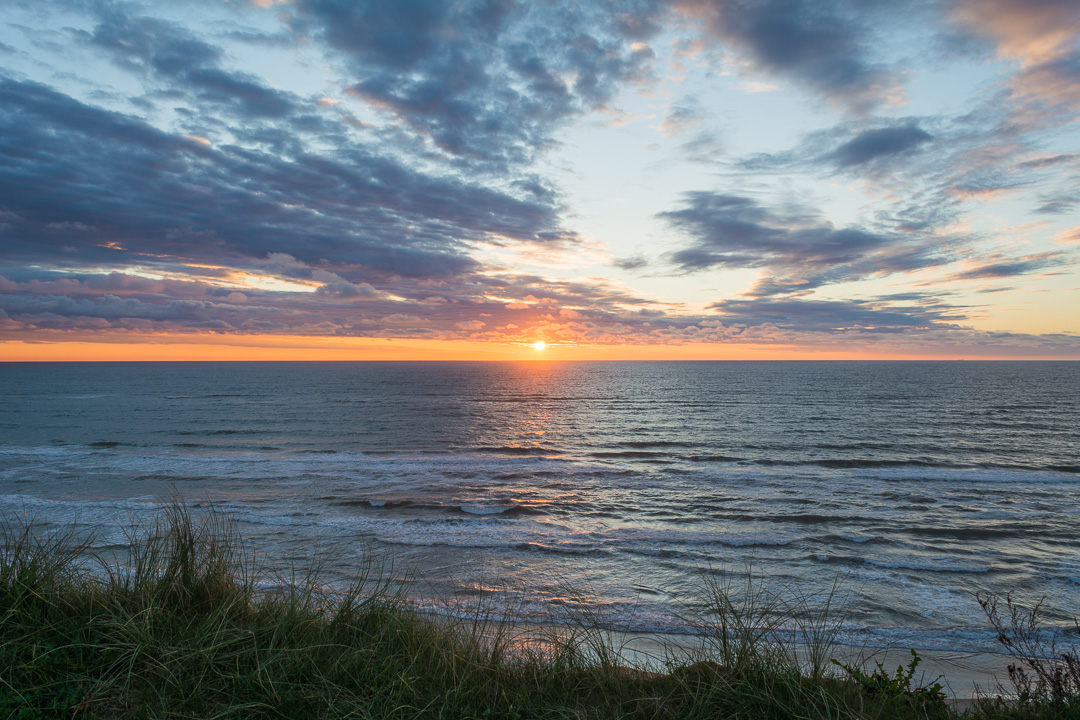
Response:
[589,451,670,459]
[8,441,1076,483]
[818,552,993,574]
[614,527,804,548]
[745,458,964,469]
[331,498,546,518]
[376,532,599,553]
[687,454,746,462]
[460,504,544,517]
[512,542,604,556]
[908,525,1038,540]
[810,458,965,469]
[472,445,556,456]
[863,558,992,574]
[823,533,880,544]
[760,513,848,525]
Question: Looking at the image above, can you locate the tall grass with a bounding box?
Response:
[0,503,1075,718]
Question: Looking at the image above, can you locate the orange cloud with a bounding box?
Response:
[952,0,1079,66]
[952,0,1080,119]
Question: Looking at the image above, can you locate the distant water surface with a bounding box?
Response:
[1,361,1078,658]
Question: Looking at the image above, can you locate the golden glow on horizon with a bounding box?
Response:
[2,336,1074,361]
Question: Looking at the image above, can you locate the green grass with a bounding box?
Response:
[1,503,1077,719]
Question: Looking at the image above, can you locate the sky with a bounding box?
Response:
[1,0,1079,361]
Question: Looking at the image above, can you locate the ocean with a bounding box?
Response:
[1,360,1078,661]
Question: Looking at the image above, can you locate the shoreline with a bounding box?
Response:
[417,613,1014,700]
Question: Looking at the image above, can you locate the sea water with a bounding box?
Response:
[1,361,1078,661]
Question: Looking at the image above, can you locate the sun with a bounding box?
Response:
[532,341,546,351]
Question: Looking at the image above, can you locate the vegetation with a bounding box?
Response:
[1,504,1077,719]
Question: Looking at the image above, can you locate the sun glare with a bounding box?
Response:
[533,341,546,351]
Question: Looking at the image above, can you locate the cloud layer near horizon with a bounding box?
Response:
[1,0,1078,357]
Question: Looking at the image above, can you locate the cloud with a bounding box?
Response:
[741,119,936,177]
[1,262,1074,354]
[950,0,1080,66]
[677,0,903,114]
[828,125,934,167]
[708,297,953,333]
[315,281,378,298]
[290,0,655,167]
[0,77,574,280]
[731,103,1080,240]
[1018,153,1080,170]
[614,254,649,271]
[950,0,1080,122]
[1034,190,1080,215]
[1012,50,1080,119]
[950,252,1066,280]
[659,192,943,293]
[658,98,705,137]
[88,10,299,121]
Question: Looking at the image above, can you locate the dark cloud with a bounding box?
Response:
[730,99,1080,240]
[0,264,678,341]
[1034,192,1080,215]
[0,262,1073,353]
[0,292,264,330]
[951,253,1065,280]
[222,29,295,49]
[0,77,572,278]
[708,297,952,333]
[679,0,901,114]
[1017,153,1079,170]
[314,281,378,298]
[87,11,298,120]
[614,254,649,271]
[290,0,655,167]
[659,192,942,291]
[741,119,936,176]
[828,125,934,167]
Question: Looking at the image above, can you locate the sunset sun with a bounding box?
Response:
[533,341,546,351]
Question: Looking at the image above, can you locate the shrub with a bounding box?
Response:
[977,592,1080,710]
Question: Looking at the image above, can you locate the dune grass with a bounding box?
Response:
[1,504,1077,719]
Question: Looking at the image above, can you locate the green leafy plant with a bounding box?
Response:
[832,649,947,711]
